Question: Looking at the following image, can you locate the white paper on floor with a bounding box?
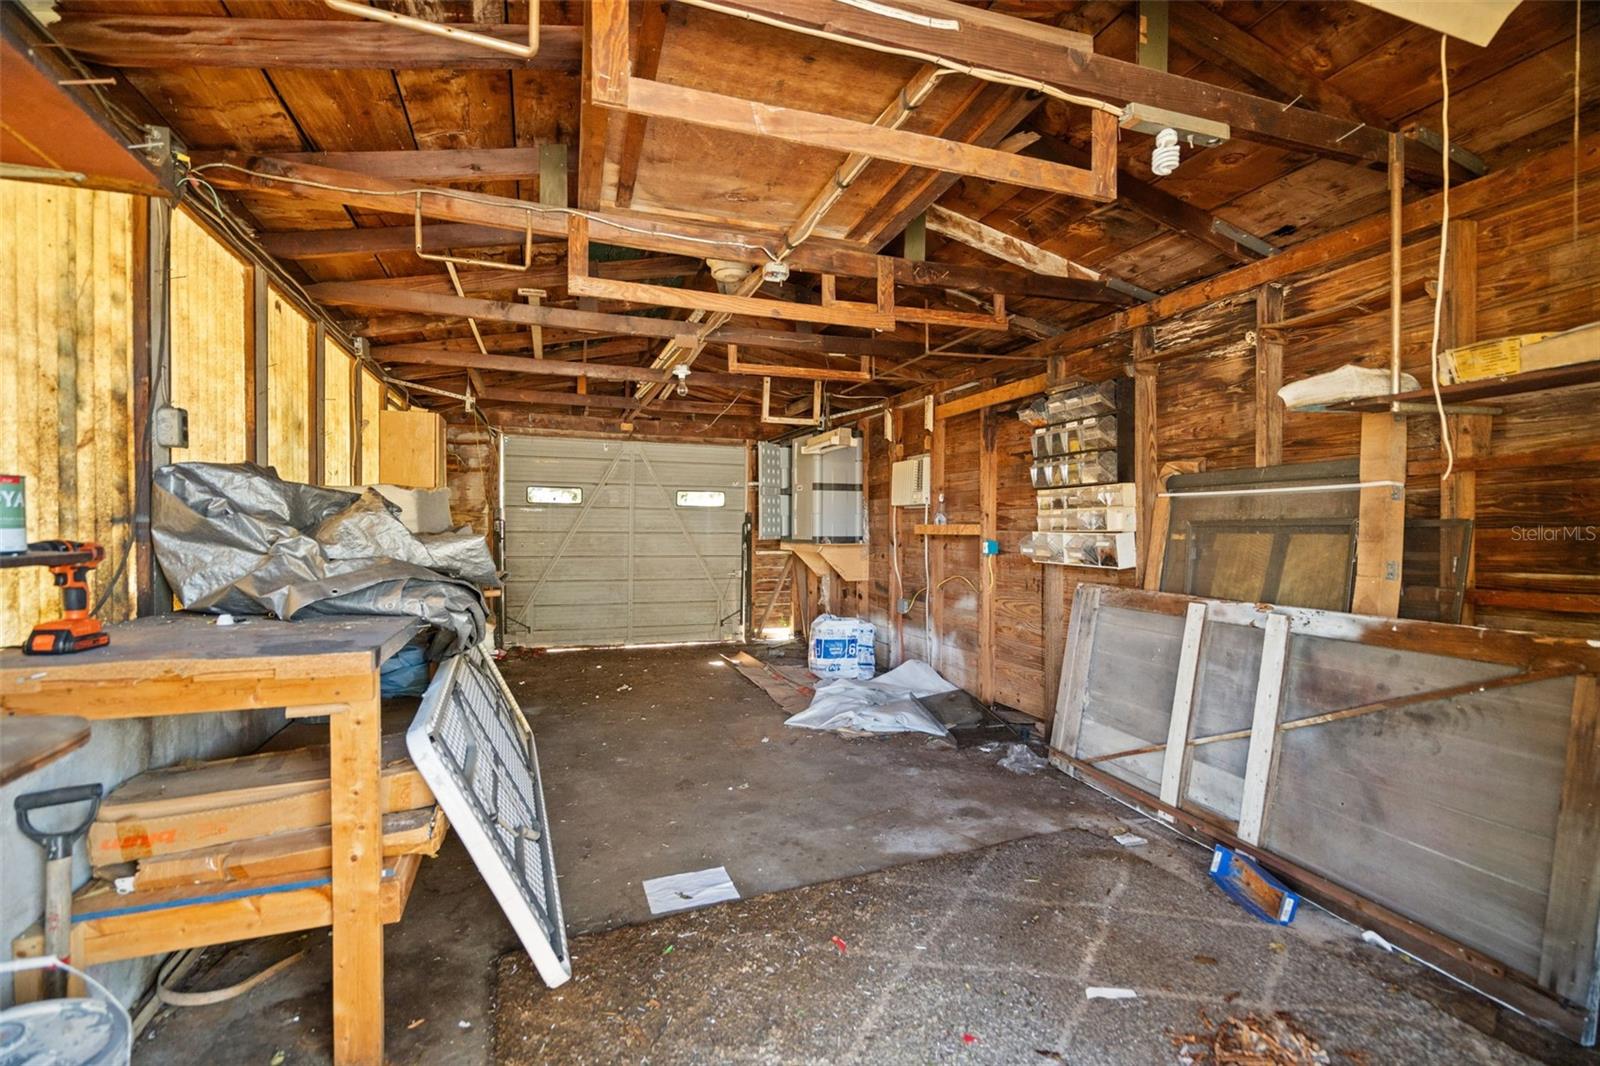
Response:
[782,659,957,737]
[1085,987,1139,1000]
[643,866,741,916]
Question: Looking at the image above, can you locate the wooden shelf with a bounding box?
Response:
[0,716,90,786]
[914,523,981,536]
[1315,361,1600,413]
[780,541,868,583]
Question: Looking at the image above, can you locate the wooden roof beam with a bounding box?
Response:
[49,16,581,70]
[360,255,700,297]
[191,148,549,185]
[204,154,1130,303]
[481,408,757,442]
[702,0,1451,180]
[310,281,928,360]
[258,223,555,260]
[612,0,669,210]
[924,206,1158,303]
[377,347,759,393]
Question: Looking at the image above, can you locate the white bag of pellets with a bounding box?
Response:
[807,615,876,680]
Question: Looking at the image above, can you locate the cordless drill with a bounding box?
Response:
[23,540,110,655]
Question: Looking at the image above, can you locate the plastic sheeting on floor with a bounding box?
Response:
[153,462,493,657]
[783,660,957,737]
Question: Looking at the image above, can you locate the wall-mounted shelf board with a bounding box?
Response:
[914,523,981,536]
[780,541,869,583]
[1314,360,1599,413]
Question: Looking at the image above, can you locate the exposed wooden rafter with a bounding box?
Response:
[612,0,670,210]
[702,0,1454,180]
[925,206,1157,303]
[49,16,581,70]
[191,148,546,185]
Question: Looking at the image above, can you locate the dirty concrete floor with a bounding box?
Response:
[493,826,1576,1065]
[130,643,1585,1065]
[132,642,1086,1064]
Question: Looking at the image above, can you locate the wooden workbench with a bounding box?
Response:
[0,612,418,1066]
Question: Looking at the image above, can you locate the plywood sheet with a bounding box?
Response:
[265,285,312,482]
[169,209,248,464]
[323,339,354,486]
[0,179,135,647]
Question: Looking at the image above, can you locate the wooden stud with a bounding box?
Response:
[329,694,384,1066]
[1539,675,1600,1003]
[1254,283,1284,467]
[1133,329,1158,581]
[928,413,946,673]
[1438,218,1483,622]
[978,409,998,704]
[1236,612,1290,845]
[1352,412,1407,617]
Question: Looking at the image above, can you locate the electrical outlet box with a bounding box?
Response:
[890,454,929,506]
[981,539,1000,556]
[154,405,189,449]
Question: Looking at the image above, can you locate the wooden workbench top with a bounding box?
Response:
[1,613,420,719]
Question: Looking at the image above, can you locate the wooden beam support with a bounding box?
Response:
[50,16,580,70]
[613,0,669,210]
[361,255,700,297]
[615,76,1118,200]
[1134,330,1159,581]
[707,0,1436,175]
[568,215,897,329]
[1254,283,1284,467]
[191,148,546,184]
[1539,675,1600,1003]
[978,408,998,704]
[1352,412,1407,618]
[209,154,1114,303]
[483,407,758,442]
[1437,218,1484,623]
[377,347,753,390]
[727,344,871,383]
[258,223,551,261]
[476,384,754,417]
[924,204,1150,302]
[933,373,1047,421]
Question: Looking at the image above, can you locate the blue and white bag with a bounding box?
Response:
[808,614,876,679]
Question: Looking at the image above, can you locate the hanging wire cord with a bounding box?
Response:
[1426,34,1455,482]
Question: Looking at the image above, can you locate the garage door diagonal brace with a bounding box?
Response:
[636,450,732,627]
[512,448,631,629]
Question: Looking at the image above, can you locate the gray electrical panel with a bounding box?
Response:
[757,441,790,540]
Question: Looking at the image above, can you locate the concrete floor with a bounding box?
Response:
[131,643,1585,1065]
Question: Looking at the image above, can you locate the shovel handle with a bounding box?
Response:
[15,783,103,860]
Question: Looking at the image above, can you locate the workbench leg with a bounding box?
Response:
[329,691,384,1065]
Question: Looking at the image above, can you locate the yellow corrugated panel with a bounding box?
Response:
[323,340,354,486]
[359,367,382,483]
[265,285,312,483]
[169,210,248,464]
[0,180,135,646]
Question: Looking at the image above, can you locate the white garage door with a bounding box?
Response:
[502,436,748,647]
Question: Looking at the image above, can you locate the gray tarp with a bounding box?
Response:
[153,462,494,658]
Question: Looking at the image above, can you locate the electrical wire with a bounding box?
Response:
[1427,34,1455,483]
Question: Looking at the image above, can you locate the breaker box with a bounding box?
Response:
[890,454,930,506]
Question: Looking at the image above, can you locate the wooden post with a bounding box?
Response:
[1254,283,1284,467]
[978,408,998,704]
[1538,675,1600,1005]
[1352,412,1407,617]
[1438,218,1485,623]
[1133,327,1158,582]
[328,690,384,1065]
[310,323,326,486]
[251,268,270,467]
[928,413,946,672]
[1041,354,1069,718]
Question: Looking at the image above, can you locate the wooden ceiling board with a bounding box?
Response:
[622,4,979,234]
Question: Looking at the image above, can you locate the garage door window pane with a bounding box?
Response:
[528,486,582,504]
[676,490,726,508]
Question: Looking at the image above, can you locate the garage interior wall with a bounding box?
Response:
[0,182,282,1009]
[809,172,1600,729]
[323,338,354,487]
[264,283,312,483]
[358,365,383,483]
[167,209,249,465]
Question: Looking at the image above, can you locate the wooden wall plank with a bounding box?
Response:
[1539,674,1600,1002]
